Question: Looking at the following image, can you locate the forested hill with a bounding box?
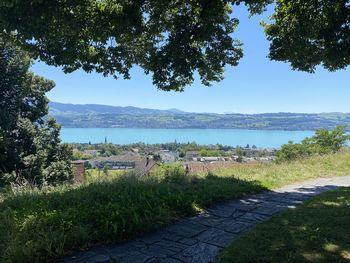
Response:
[49,102,350,131]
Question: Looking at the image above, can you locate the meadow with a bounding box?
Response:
[1,151,350,262]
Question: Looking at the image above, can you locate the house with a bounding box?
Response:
[241,147,278,157]
[159,150,178,163]
[131,148,139,153]
[89,155,142,170]
[185,151,199,161]
[199,157,226,163]
[200,157,219,163]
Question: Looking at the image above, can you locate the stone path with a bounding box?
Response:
[60,176,350,263]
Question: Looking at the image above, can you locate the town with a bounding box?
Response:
[70,142,277,178]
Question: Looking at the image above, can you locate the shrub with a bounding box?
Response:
[42,161,73,186]
[163,164,188,184]
[276,126,350,163]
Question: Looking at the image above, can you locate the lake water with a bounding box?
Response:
[60,128,317,148]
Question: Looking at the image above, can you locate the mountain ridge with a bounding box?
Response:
[48,102,350,130]
[49,102,188,115]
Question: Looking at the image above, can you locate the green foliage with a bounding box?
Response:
[0,38,73,186]
[265,0,350,72]
[72,150,93,161]
[163,164,188,184]
[85,169,125,183]
[2,0,349,90]
[275,141,312,163]
[276,126,350,163]
[43,161,73,186]
[219,187,350,263]
[199,148,226,157]
[235,147,243,160]
[312,126,350,153]
[0,1,273,91]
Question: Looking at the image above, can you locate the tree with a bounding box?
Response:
[0,38,73,186]
[310,126,350,153]
[0,0,272,91]
[276,126,350,163]
[235,146,243,161]
[265,0,350,72]
[2,1,348,90]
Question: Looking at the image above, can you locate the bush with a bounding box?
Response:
[42,161,73,186]
[276,126,350,163]
[163,164,188,184]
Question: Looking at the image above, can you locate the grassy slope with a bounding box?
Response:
[209,151,350,189]
[218,187,350,263]
[0,151,350,262]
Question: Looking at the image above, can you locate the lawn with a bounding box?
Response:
[0,151,350,262]
[218,187,350,263]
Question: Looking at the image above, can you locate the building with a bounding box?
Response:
[131,148,140,153]
[241,147,278,157]
[89,156,142,170]
[199,157,225,163]
[185,151,199,161]
[159,150,178,163]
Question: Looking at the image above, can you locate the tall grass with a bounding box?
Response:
[85,168,125,182]
[0,151,350,262]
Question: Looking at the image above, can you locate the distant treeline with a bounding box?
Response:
[51,113,350,131]
[49,102,350,130]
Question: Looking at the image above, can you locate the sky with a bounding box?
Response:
[31,5,350,114]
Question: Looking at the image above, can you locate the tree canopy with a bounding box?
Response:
[0,0,271,91]
[0,0,349,91]
[265,0,350,73]
[0,38,73,186]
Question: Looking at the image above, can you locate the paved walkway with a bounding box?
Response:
[60,176,350,263]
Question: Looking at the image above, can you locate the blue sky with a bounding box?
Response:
[31,5,350,114]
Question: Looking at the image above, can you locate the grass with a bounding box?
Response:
[0,151,350,262]
[218,187,350,263]
[199,150,350,189]
[85,168,125,182]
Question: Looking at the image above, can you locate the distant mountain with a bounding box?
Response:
[167,108,186,114]
[49,102,186,115]
[49,102,350,131]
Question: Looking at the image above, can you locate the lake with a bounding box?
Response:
[60,128,317,148]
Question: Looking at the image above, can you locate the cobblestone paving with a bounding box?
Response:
[59,176,350,263]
